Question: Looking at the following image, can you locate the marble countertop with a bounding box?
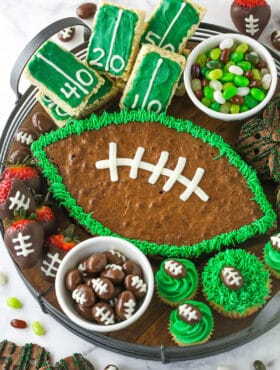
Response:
[0,0,280,369]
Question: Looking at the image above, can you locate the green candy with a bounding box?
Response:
[220,72,234,82]
[230,51,243,62]
[222,82,235,90]
[250,87,266,101]
[209,48,222,60]
[230,104,240,114]
[220,103,231,113]
[210,101,220,111]
[32,321,45,336]
[223,86,237,99]
[245,52,259,65]
[208,69,223,80]
[233,75,249,87]
[201,97,211,107]
[203,85,214,99]
[195,53,207,67]
[191,78,202,91]
[244,95,259,108]
[252,68,262,80]
[201,66,210,77]
[236,43,249,54]
[240,104,249,112]
[206,60,223,70]
[237,60,252,71]
[6,297,22,309]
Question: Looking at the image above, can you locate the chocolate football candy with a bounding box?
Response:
[271,31,280,51]
[115,290,137,320]
[101,264,125,284]
[106,249,127,265]
[76,303,94,321]
[124,274,147,298]
[86,252,107,273]
[14,128,37,148]
[92,302,115,325]
[220,266,244,290]
[178,303,202,325]
[122,260,143,277]
[91,277,115,300]
[164,259,186,279]
[57,27,75,42]
[72,284,96,307]
[65,269,83,291]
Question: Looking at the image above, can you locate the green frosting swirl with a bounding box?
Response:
[155,258,198,303]
[264,240,280,274]
[202,249,270,315]
[169,300,213,345]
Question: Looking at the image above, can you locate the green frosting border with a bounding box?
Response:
[31,110,276,258]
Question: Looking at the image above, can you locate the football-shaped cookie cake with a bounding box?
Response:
[31,110,276,258]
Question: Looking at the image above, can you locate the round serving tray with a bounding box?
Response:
[1,22,280,363]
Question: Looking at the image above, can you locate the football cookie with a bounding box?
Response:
[31,110,276,258]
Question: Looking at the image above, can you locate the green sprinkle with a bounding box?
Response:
[251,87,266,101]
[203,86,214,100]
[208,68,223,80]
[6,297,22,309]
[209,48,222,60]
[230,51,244,62]
[234,75,250,87]
[236,43,249,54]
[223,86,238,99]
[32,321,45,336]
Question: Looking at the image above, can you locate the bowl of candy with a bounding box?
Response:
[55,236,154,333]
[184,33,277,121]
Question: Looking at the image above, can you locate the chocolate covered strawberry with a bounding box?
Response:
[1,162,41,192]
[231,0,271,39]
[35,204,56,236]
[0,178,36,219]
[40,225,79,280]
[4,217,44,269]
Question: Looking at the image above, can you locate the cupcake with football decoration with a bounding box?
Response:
[264,232,280,279]
[169,300,214,346]
[202,249,271,318]
[155,258,199,306]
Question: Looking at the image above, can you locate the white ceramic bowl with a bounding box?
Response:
[184,33,278,122]
[55,236,154,333]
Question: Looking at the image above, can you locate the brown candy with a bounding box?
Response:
[122,260,142,277]
[106,249,126,264]
[72,284,96,307]
[91,277,115,300]
[271,31,280,51]
[32,111,56,134]
[244,70,253,79]
[220,266,244,290]
[249,79,261,88]
[194,89,203,100]
[220,48,230,63]
[14,128,37,147]
[57,27,75,42]
[76,303,94,321]
[86,252,107,273]
[92,302,115,325]
[10,319,27,329]
[101,264,125,284]
[124,274,147,298]
[65,269,83,291]
[164,259,186,279]
[8,146,31,164]
[230,95,244,105]
[178,303,202,325]
[115,290,137,321]
[76,3,97,19]
[191,63,200,79]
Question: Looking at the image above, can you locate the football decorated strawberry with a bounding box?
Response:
[0,178,36,219]
[35,203,56,236]
[40,224,80,281]
[1,161,41,192]
[4,216,44,269]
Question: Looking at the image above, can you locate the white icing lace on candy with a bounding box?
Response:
[12,233,34,257]
[165,260,184,276]
[94,306,115,325]
[9,191,31,211]
[92,278,108,295]
[221,267,243,287]
[271,233,280,249]
[179,304,199,321]
[72,288,87,305]
[131,276,147,293]
[41,252,62,278]
[123,299,136,319]
[96,142,209,202]
[16,131,33,145]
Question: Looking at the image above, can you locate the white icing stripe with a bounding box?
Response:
[105,9,123,72]
[96,143,209,202]
[130,147,145,179]
[163,157,186,192]
[180,168,206,201]
[148,151,169,184]
[158,2,186,48]
[142,58,163,109]
[36,53,89,94]
[109,142,118,182]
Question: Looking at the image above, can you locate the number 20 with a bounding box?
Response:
[89,47,125,73]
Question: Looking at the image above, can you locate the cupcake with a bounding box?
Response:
[202,249,271,318]
[169,300,214,346]
[264,233,280,278]
[155,258,199,306]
